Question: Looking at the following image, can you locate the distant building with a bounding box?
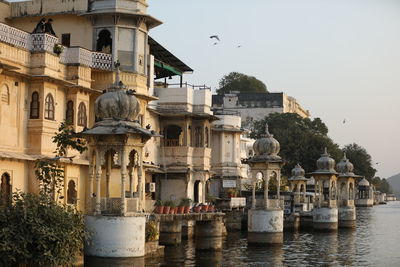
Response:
[212,92,310,129]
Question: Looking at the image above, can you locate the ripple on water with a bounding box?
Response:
[102,202,400,267]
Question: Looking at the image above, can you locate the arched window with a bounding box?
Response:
[44,93,55,120]
[67,180,77,205]
[96,29,112,54]
[66,100,74,124]
[77,102,87,127]
[1,84,9,104]
[30,92,40,119]
[1,172,11,207]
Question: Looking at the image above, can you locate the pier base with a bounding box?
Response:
[355,199,373,207]
[247,209,284,245]
[284,213,300,231]
[84,215,145,258]
[159,221,182,246]
[182,220,195,239]
[195,221,223,251]
[313,207,338,231]
[338,206,356,228]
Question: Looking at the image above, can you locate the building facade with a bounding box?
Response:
[212,92,310,130]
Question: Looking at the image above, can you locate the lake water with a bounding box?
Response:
[87,201,400,267]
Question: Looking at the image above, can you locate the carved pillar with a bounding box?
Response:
[106,152,111,199]
[264,175,269,210]
[232,134,237,165]
[220,132,224,165]
[252,179,256,209]
[277,172,281,203]
[129,166,134,198]
[138,152,143,212]
[88,158,94,211]
[95,149,102,215]
[120,146,127,215]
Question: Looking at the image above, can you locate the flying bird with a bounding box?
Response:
[213,42,218,46]
[237,45,242,48]
[210,35,220,41]
[343,119,346,124]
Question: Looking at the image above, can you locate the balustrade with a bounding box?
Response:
[0,22,112,71]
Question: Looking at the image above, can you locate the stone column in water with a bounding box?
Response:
[159,220,183,246]
[195,219,223,250]
[336,153,359,228]
[311,148,339,231]
[246,124,284,245]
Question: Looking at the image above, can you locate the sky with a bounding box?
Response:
[147,0,400,178]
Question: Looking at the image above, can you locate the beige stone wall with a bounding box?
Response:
[9,14,93,49]
[0,159,29,193]
[10,0,88,17]
[0,1,10,22]
[0,74,29,153]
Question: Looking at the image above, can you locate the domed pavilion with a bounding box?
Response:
[247,124,284,245]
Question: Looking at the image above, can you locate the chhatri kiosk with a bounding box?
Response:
[336,153,360,228]
[310,148,339,231]
[247,125,284,245]
[83,67,157,258]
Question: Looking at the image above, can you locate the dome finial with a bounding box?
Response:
[323,147,328,155]
[264,123,272,137]
[114,60,122,87]
[343,152,347,160]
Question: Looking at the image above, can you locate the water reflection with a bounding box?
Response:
[88,202,400,267]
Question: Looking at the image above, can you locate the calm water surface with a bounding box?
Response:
[87,201,400,267]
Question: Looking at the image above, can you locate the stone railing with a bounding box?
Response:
[31,33,58,53]
[0,23,30,49]
[60,46,93,67]
[0,22,112,71]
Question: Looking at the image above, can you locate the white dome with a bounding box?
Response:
[315,148,336,173]
[358,178,370,187]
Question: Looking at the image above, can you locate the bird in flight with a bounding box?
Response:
[343,119,346,124]
[213,42,218,46]
[237,45,242,48]
[210,35,220,41]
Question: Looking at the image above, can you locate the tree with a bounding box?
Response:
[217,72,268,95]
[0,192,88,266]
[250,113,342,177]
[342,143,376,180]
[371,177,392,194]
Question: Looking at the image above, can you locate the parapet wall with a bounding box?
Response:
[11,0,88,17]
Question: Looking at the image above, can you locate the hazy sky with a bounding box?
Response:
[147,0,400,178]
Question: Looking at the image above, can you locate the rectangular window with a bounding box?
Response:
[61,33,71,47]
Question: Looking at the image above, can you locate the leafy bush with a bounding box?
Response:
[0,192,88,266]
[145,221,159,242]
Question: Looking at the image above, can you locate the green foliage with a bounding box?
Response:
[52,121,87,157]
[217,72,268,95]
[164,200,175,208]
[35,160,64,200]
[0,192,88,266]
[179,198,192,206]
[343,143,376,180]
[251,113,341,177]
[145,221,159,242]
[372,177,392,194]
[34,122,88,200]
[205,194,216,204]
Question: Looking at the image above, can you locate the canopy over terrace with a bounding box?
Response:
[149,36,193,84]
